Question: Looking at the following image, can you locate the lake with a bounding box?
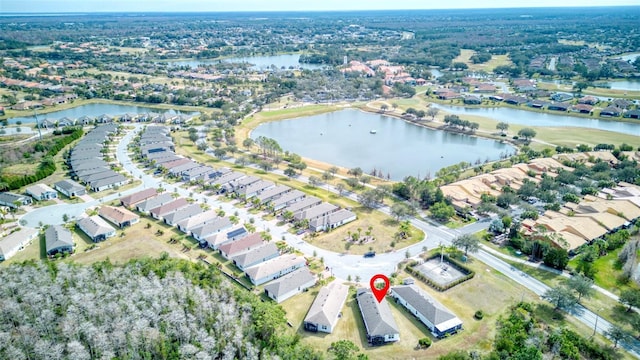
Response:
[604,80,640,92]
[251,109,513,181]
[7,103,198,124]
[167,54,325,71]
[433,104,640,136]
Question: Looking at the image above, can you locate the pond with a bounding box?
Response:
[251,109,514,181]
[603,80,640,92]
[167,54,325,71]
[6,103,198,124]
[433,104,640,136]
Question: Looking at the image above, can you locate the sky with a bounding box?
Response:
[1,0,639,13]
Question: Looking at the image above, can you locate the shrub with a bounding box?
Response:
[418,337,432,349]
[474,310,484,320]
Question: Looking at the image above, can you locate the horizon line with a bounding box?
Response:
[2,5,639,14]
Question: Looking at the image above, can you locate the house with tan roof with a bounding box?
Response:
[149,198,189,220]
[98,205,140,228]
[120,188,157,208]
[176,209,219,234]
[304,281,349,333]
[219,232,264,259]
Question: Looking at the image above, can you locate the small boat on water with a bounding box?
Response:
[370,129,377,134]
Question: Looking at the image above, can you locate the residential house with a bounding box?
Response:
[264,268,316,303]
[600,106,622,117]
[624,110,640,119]
[168,161,200,177]
[89,174,128,192]
[99,205,140,228]
[54,179,86,198]
[0,192,32,209]
[135,193,174,214]
[551,93,573,102]
[120,188,158,208]
[181,166,215,182]
[245,254,306,285]
[203,226,248,250]
[548,102,570,112]
[356,288,400,346]
[77,215,116,242]
[236,180,275,199]
[571,104,593,114]
[304,281,349,333]
[293,203,339,222]
[224,175,261,193]
[390,285,463,338]
[463,95,481,105]
[232,242,279,271]
[190,216,233,242]
[163,204,203,226]
[271,190,306,211]
[149,198,189,220]
[282,196,322,215]
[256,185,291,204]
[208,171,245,188]
[578,96,598,105]
[219,232,264,259]
[45,225,75,256]
[176,209,219,234]
[25,184,58,201]
[0,228,38,261]
[309,209,357,232]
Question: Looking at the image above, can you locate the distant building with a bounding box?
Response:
[0,192,32,209]
[0,228,38,261]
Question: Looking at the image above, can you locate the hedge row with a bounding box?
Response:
[405,253,475,292]
[1,128,83,190]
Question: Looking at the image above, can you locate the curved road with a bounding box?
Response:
[21,124,640,358]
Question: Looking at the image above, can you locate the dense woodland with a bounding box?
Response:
[0,258,321,360]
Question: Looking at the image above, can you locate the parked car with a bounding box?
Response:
[363,251,376,258]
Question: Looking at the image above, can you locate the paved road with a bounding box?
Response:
[21,124,640,357]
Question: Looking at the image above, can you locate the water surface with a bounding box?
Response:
[251,109,513,180]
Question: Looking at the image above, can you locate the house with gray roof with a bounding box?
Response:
[257,185,291,204]
[237,179,275,198]
[77,215,116,242]
[159,158,191,170]
[264,268,316,303]
[163,203,203,226]
[203,225,248,250]
[153,155,183,165]
[135,193,174,214]
[80,170,120,184]
[176,209,219,234]
[356,288,400,346]
[293,203,339,222]
[168,161,200,177]
[309,209,357,232]
[232,242,279,271]
[223,175,260,193]
[149,198,189,220]
[0,228,38,261]
[120,188,157,208]
[282,196,322,214]
[390,285,463,338]
[181,166,216,182]
[54,179,85,198]
[190,216,233,241]
[45,225,75,256]
[209,171,245,188]
[74,167,111,180]
[89,174,128,192]
[304,281,349,333]
[245,254,306,285]
[0,192,32,209]
[25,183,58,201]
[271,190,306,211]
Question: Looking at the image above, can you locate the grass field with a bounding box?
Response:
[453,49,513,72]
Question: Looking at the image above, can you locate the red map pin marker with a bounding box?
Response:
[369,274,390,303]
